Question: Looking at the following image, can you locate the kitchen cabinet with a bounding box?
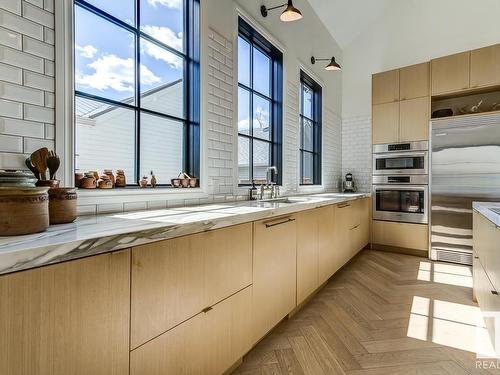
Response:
[318,205,338,284]
[130,223,252,349]
[252,215,297,343]
[297,209,319,305]
[372,220,428,253]
[400,62,430,100]
[473,211,500,293]
[399,96,430,142]
[352,197,370,254]
[372,69,400,104]
[372,101,400,144]
[431,52,470,96]
[334,201,357,264]
[0,250,130,375]
[470,44,500,89]
[130,286,252,375]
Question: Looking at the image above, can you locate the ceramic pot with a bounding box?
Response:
[0,170,37,187]
[74,172,84,188]
[98,176,113,189]
[189,178,198,188]
[80,174,97,189]
[115,170,126,187]
[48,188,77,225]
[35,179,60,189]
[104,170,115,187]
[0,187,49,236]
[171,178,181,187]
[139,177,148,188]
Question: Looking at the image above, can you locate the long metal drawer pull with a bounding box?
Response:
[474,256,479,259]
[338,203,350,209]
[351,224,360,230]
[265,218,295,228]
[202,306,213,313]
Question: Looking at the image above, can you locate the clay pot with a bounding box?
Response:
[139,177,148,188]
[74,172,84,187]
[189,178,198,188]
[171,178,181,188]
[98,175,113,189]
[35,179,60,189]
[48,188,77,225]
[104,170,115,187]
[80,174,97,189]
[0,187,49,236]
[115,170,126,187]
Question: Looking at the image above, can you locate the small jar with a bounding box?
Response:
[115,170,126,187]
[74,172,84,188]
[139,176,148,188]
[48,188,77,225]
[104,170,115,187]
[80,173,97,189]
[98,175,113,189]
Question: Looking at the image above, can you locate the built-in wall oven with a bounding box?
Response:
[372,176,428,224]
[373,141,428,175]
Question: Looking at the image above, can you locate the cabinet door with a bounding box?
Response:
[372,220,428,251]
[0,251,130,375]
[354,198,370,253]
[318,205,338,284]
[252,216,297,342]
[473,212,500,293]
[400,62,430,100]
[431,52,470,96]
[372,69,399,104]
[335,202,354,265]
[470,44,500,89]
[399,96,430,142]
[297,209,319,304]
[372,102,399,144]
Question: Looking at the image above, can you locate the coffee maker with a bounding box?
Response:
[342,173,357,193]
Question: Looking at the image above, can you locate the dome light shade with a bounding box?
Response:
[280,0,303,22]
[325,57,341,71]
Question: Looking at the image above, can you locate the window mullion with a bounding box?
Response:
[135,1,141,184]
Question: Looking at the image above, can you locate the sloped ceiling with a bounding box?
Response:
[306,0,396,48]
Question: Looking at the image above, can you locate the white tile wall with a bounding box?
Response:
[0,1,54,164]
[283,80,299,193]
[323,108,342,191]
[341,115,372,192]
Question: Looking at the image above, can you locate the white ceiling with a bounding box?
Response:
[307,0,396,48]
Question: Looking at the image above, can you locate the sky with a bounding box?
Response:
[75,0,184,105]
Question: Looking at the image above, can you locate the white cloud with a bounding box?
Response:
[76,54,161,93]
[141,32,183,70]
[147,0,182,9]
[76,44,98,59]
[142,25,183,51]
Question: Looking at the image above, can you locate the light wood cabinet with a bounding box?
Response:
[334,202,355,265]
[470,44,500,89]
[372,220,428,252]
[399,96,430,142]
[431,51,470,96]
[297,209,319,304]
[372,69,400,104]
[318,205,339,284]
[372,101,399,144]
[130,223,252,349]
[130,286,252,375]
[473,211,500,293]
[0,250,130,375]
[252,216,297,343]
[400,62,430,100]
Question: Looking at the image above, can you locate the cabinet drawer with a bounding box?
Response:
[130,286,252,375]
[372,220,428,251]
[131,223,252,348]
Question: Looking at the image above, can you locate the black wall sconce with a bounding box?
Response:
[311,56,342,71]
[261,0,303,22]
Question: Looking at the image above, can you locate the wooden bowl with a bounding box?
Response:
[48,188,77,225]
[0,187,49,236]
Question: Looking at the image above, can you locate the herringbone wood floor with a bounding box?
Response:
[233,250,500,374]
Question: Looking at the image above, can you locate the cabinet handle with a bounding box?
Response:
[474,256,479,259]
[202,306,213,313]
[338,203,350,209]
[491,291,499,296]
[265,218,295,228]
[351,224,360,230]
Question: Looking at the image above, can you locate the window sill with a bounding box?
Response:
[77,186,209,206]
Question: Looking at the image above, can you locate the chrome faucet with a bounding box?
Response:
[248,166,280,200]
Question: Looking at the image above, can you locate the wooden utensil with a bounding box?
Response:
[25,157,40,180]
[46,150,60,180]
[30,148,49,180]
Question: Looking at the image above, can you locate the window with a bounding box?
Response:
[237,18,283,185]
[74,0,200,186]
[300,71,322,185]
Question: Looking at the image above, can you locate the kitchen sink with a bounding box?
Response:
[261,197,311,204]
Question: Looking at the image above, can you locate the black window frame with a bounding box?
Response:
[299,70,322,186]
[73,0,200,186]
[237,17,283,186]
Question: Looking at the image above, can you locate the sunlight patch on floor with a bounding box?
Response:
[417,261,473,288]
[407,296,495,356]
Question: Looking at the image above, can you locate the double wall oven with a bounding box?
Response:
[372,141,429,224]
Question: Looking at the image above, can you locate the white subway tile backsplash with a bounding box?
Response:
[22,35,54,60]
[43,26,53,44]
[24,103,54,123]
[23,137,54,153]
[0,0,22,15]
[44,59,53,76]
[0,45,44,72]
[0,62,22,84]
[0,98,22,118]
[0,117,44,137]
[0,81,44,105]
[0,134,23,152]
[44,92,54,108]
[44,123,54,139]
[43,0,54,13]
[24,0,44,8]
[23,70,54,91]
[0,9,43,40]
[0,151,26,169]
[0,26,21,49]
[22,2,54,29]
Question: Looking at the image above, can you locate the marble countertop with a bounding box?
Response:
[473,202,500,227]
[0,192,370,275]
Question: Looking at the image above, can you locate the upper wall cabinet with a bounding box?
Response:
[431,52,470,96]
[372,69,400,104]
[470,44,500,89]
[400,62,430,100]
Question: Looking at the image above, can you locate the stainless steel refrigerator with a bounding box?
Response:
[430,112,500,265]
